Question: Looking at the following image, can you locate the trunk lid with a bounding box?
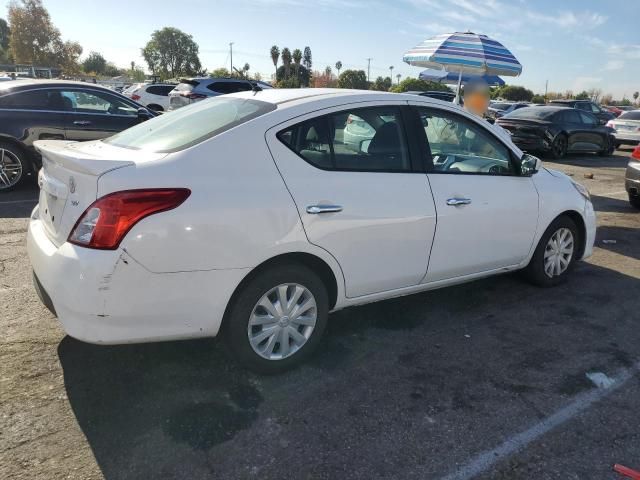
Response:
[497,119,549,137]
[34,140,165,246]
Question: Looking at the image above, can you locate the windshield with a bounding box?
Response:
[104,96,276,152]
[491,102,513,110]
[619,111,640,121]
[503,107,557,120]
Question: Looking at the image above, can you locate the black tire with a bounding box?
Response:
[598,136,615,156]
[222,263,329,374]
[523,215,579,287]
[550,134,568,160]
[0,141,28,193]
[147,104,164,112]
[630,193,640,210]
[615,142,622,149]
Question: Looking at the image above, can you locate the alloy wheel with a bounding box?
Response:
[0,148,23,190]
[247,283,317,361]
[544,228,574,277]
[553,137,567,158]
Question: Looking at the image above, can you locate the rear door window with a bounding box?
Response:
[58,89,138,116]
[0,89,61,110]
[578,111,597,126]
[146,85,174,96]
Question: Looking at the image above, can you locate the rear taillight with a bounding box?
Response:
[68,189,191,250]
[181,92,207,100]
[632,146,640,161]
[131,94,141,101]
[606,120,615,128]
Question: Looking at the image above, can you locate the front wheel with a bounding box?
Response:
[630,193,640,210]
[223,264,329,374]
[523,216,579,287]
[598,136,615,156]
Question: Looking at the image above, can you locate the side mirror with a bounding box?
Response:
[520,154,541,176]
[137,107,152,122]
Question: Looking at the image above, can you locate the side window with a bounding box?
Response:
[590,103,600,114]
[59,89,138,116]
[0,89,62,110]
[563,110,581,123]
[208,82,252,94]
[578,111,597,126]
[576,102,590,111]
[147,85,175,96]
[417,107,513,175]
[277,106,411,172]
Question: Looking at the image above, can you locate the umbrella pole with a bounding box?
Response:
[454,70,462,104]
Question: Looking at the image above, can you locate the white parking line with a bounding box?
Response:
[440,362,639,480]
[0,199,38,205]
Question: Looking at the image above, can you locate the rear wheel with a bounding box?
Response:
[598,136,615,156]
[223,264,329,374]
[0,142,26,192]
[630,193,640,210]
[550,134,568,160]
[523,216,579,287]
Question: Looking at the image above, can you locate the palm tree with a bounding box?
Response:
[281,47,292,80]
[389,66,394,79]
[270,46,280,81]
[634,91,639,103]
[335,61,342,78]
[396,73,401,85]
[292,48,302,86]
[242,63,250,79]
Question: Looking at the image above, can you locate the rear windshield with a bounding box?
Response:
[174,80,198,92]
[104,96,276,152]
[619,111,640,121]
[502,107,557,120]
[491,102,513,110]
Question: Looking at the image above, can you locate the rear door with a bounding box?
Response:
[266,103,437,298]
[0,87,67,158]
[576,111,606,150]
[59,88,140,141]
[410,102,539,282]
[559,109,585,151]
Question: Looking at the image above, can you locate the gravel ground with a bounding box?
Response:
[1,148,639,480]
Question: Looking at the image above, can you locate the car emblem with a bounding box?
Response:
[69,176,76,194]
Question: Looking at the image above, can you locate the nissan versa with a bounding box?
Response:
[27,89,596,373]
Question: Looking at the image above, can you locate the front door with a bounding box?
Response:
[266,103,437,298]
[58,88,140,142]
[411,104,539,283]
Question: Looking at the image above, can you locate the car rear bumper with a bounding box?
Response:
[612,133,640,145]
[626,161,640,195]
[27,209,249,344]
[510,136,550,152]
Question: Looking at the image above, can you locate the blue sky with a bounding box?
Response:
[4,0,639,98]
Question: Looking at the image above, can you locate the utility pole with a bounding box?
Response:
[544,79,548,103]
[229,42,234,75]
[366,58,372,82]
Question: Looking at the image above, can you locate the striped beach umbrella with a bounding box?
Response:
[404,31,522,102]
[418,68,505,86]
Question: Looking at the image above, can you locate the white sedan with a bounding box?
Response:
[27,88,596,373]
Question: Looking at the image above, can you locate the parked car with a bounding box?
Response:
[548,99,615,124]
[626,144,640,209]
[168,77,273,110]
[27,89,595,373]
[128,83,175,112]
[121,83,145,98]
[488,102,530,119]
[606,110,640,147]
[0,80,155,191]
[497,106,615,159]
[604,105,623,117]
[406,90,456,102]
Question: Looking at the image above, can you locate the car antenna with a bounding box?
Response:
[233,67,261,95]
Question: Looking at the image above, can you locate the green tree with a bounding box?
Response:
[370,76,392,91]
[276,64,310,87]
[0,19,10,62]
[531,94,545,103]
[270,45,279,81]
[302,46,312,70]
[82,51,107,74]
[337,69,368,89]
[292,48,302,85]
[210,67,231,78]
[129,63,145,82]
[389,78,451,93]
[8,0,82,72]
[335,60,342,77]
[142,27,201,79]
[575,90,590,100]
[633,91,639,102]
[103,62,120,77]
[281,47,292,79]
[493,85,534,101]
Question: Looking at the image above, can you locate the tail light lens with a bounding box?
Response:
[606,120,615,128]
[68,189,191,250]
[131,94,141,101]
[181,92,207,100]
[632,146,640,161]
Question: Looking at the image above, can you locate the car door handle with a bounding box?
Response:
[446,198,472,206]
[73,120,91,126]
[306,205,343,214]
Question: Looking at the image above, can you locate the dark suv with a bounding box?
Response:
[0,80,154,191]
[549,99,615,125]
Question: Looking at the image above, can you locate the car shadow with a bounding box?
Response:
[58,257,640,479]
[595,224,640,260]
[557,151,629,169]
[590,194,635,213]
